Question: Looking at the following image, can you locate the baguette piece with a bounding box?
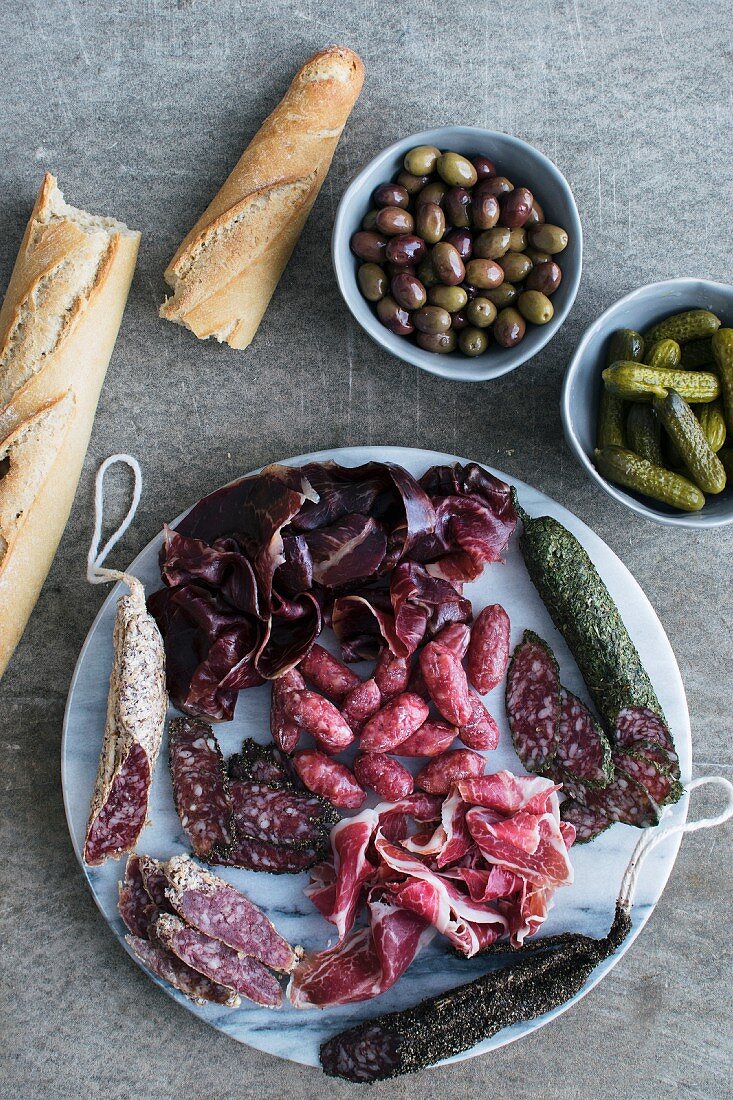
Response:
[160,45,364,349]
[0,173,140,678]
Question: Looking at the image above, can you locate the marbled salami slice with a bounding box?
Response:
[614,707,680,778]
[614,752,682,809]
[505,631,560,773]
[222,836,324,875]
[118,854,155,938]
[84,744,151,866]
[566,767,659,828]
[554,688,613,786]
[153,912,282,1007]
[169,717,234,861]
[163,855,298,971]
[625,737,680,777]
[559,799,612,844]
[229,779,337,849]
[138,854,171,909]
[126,933,239,1006]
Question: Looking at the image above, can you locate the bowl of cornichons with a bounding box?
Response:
[562,278,733,528]
[332,126,583,382]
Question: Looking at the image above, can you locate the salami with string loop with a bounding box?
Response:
[554,687,613,787]
[505,630,560,773]
[168,717,234,861]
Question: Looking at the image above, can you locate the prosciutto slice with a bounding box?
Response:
[466,806,574,888]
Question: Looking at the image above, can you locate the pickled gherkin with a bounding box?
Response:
[602,362,720,403]
[694,399,727,453]
[594,446,705,512]
[652,391,727,494]
[711,328,733,432]
[597,329,643,449]
[626,403,663,465]
[644,309,721,346]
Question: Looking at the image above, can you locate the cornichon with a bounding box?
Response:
[645,339,681,371]
[594,446,705,513]
[711,328,733,432]
[652,391,727,494]
[518,509,665,734]
[680,337,713,370]
[597,329,643,448]
[693,399,727,453]
[603,362,720,403]
[626,403,663,465]
[644,309,721,346]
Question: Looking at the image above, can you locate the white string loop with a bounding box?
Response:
[86,454,143,597]
[619,774,733,910]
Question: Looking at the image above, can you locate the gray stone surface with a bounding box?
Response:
[1,1,731,1097]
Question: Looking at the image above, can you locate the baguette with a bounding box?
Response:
[0,173,140,678]
[160,45,364,349]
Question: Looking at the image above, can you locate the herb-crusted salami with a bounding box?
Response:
[614,752,682,809]
[152,912,283,1007]
[554,688,613,787]
[169,717,234,861]
[614,707,680,779]
[126,932,240,1006]
[559,799,612,844]
[505,630,560,773]
[163,855,298,971]
[565,767,659,828]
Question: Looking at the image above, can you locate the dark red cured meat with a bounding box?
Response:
[554,688,613,786]
[374,649,411,701]
[228,738,295,786]
[420,642,473,726]
[433,622,471,659]
[354,754,414,801]
[169,717,234,861]
[306,515,388,588]
[459,691,500,751]
[222,836,324,874]
[465,807,574,886]
[83,743,150,866]
[565,767,659,828]
[118,855,155,938]
[359,694,430,753]
[397,720,457,758]
[341,678,382,733]
[270,669,305,754]
[293,750,366,810]
[466,604,510,694]
[283,687,355,754]
[505,631,560,773]
[152,912,283,1007]
[416,749,485,795]
[624,737,680,777]
[299,644,361,701]
[559,799,612,843]
[158,527,260,618]
[614,707,680,778]
[137,855,171,909]
[228,779,336,848]
[126,933,239,1006]
[614,752,681,809]
[163,855,297,971]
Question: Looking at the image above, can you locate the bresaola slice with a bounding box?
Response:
[505,630,560,773]
[169,717,234,861]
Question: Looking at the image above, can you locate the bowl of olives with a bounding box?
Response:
[332,127,582,381]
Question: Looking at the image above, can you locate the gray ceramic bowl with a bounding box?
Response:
[332,127,582,382]
[562,277,733,528]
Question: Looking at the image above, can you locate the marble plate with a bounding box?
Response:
[62,446,691,1071]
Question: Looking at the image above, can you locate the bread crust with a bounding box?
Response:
[0,173,140,678]
[161,45,364,349]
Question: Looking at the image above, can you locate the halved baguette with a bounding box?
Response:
[160,45,364,349]
[0,174,140,679]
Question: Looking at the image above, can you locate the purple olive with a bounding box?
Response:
[415,202,446,245]
[431,242,466,286]
[361,208,379,231]
[376,295,414,335]
[494,307,526,347]
[397,170,430,195]
[471,155,497,181]
[444,187,472,228]
[500,187,534,228]
[443,228,473,261]
[450,308,469,331]
[472,190,500,231]
[391,272,427,311]
[525,260,563,295]
[373,182,410,209]
[351,231,388,263]
[478,176,514,200]
[525,198,546,226]
[375,207,415,236]
[385,234,427,266]
[386,261,415,278]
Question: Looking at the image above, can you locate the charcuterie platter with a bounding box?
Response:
[62,445,691,1071]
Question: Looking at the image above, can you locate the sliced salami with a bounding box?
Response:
[614,707,680,778]
[458,691,500,751]
[228,738,294,786]
[222,835,324,874]
[554,688,613,786]
[126,933,240,1006]
[299,644,361,701]
[137,854,172,910]
[84,744,152,866]
[566,767,659,828]
[614,752,682,809]
[152,912,283,1007]
[559,799,612,844]
[118,855,155,938]
[505,630,560,773]
[270,669,305,754]
[163,855,298,971]
[624,737,680,777]
[169,717,234,861]
[229,779,337,849]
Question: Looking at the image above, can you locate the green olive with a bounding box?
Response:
[415,202,446,245]
[500,251,533,283]
[397,170,430,195]
[474,227,511,260]
[494,307,526,348]
[428,284,468,312]
[416,329,457,354]
[416,257,439,289]
[459,326,489,357]
[528,223,569,254]
[357,262,388,302]
[436,151,478,188]
[466,297,497,328]
[413,305,452,335]
[415,181,447,208]
[404,145,441,176]
[361,208,379,231]
[524,247,552,265]
[518,290,554,325]
[507,228,527,251]
[465,258,504,290]
[485,283,519,308]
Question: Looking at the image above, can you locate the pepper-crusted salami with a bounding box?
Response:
[459,691,500,751]
[554,688,613,787]
[84,580,167,865]
[271,669,305,754]
[416,749,485,795]
[341,678,382,733]
[223,836,324,874]
[152,912,283,1007]
[466,604,510,694]
[293,750,366,810]
[169,717,234,861]
[228,779,337,848]
[353,753,414,801]
[397,720,457,758]
[505,630,560,773]
[359,693,430,753]
[228,738,294,786]
[299,644,361,700]
[419,642,473,727]
[163,855,298,971]
[126,933,240,1006]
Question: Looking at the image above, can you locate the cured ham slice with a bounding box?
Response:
[466,806,574,888]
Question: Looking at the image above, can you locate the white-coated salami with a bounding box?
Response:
[126,933,240,1006]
